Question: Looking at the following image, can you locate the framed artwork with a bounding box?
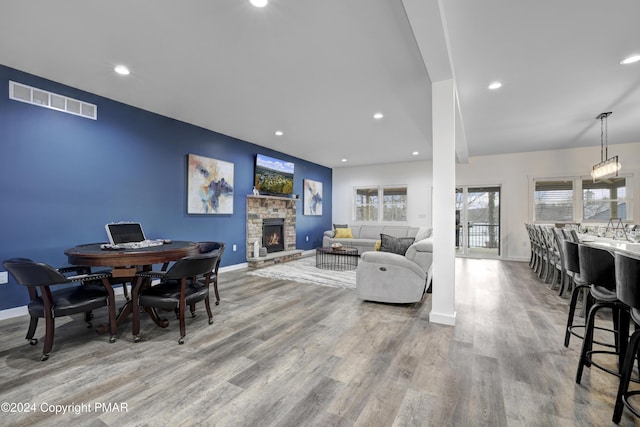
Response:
[304,179,323,215]
[187,154,234,214]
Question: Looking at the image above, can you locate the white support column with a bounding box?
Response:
[430,79,456,325]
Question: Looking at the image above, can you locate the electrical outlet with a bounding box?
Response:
[232,244,237,251]
[0,271,8,285]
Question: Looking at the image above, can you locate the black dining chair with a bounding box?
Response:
[612,251,640,423]
[160,241,225,310]
[2,258,116,361]
[199,242,225,305]
[131,252,219,344]
[575,244,630,384]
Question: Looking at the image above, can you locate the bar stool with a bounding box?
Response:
[612,251,640,423]
[575,244,630,384]
[563,240,592,347]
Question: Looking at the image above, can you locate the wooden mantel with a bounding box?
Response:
[246,194,300,202]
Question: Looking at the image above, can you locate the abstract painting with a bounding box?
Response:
[304,179,323,215]
[187,154,234,214]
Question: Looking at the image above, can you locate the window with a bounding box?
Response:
[532,175,632,222]
[534,180,574,222]
[354,186,407,222]
[354,185,407,222]
[583,177,627,221]
[382,187,407,221]
[355,188,378,221]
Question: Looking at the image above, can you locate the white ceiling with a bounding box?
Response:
[1,0,639,169]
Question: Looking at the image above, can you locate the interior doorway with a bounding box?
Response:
[455,186,501,258]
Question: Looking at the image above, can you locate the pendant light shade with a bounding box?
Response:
[591,112,621,182]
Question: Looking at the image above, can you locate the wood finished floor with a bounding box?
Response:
[1,258,639,426]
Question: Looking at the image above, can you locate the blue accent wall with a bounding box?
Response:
[0,65,332,310]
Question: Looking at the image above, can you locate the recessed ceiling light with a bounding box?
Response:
[620,54,640,65]
[250,0,268,7]
[373,112,384,120]
[275,130,283,136]
[412,151,419,156]
[341,158,348,163]
[114,65,130,75]
[488,81,502,90]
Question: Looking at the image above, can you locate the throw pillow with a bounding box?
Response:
[334,227,353,239]
[379,234,415,256]
[415,226,433,242]
[374,239,381,251]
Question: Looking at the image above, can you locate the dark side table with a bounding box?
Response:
[316,246,359,271]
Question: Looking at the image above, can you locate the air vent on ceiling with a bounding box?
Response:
[9,80,97,120]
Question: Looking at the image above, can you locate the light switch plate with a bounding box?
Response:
[0,271,8,284]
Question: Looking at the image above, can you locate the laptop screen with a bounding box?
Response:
[105,223,146,245]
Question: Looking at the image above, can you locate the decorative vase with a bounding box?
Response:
[253,241,260,258]
[259,247,267,257]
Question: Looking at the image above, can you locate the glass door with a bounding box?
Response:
[455,186,501,258]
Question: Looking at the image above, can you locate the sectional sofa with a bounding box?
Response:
[322,225,434,303]
[322,225,424,254]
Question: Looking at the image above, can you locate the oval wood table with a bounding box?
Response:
[65,241,200,268]
[65,241,200,337]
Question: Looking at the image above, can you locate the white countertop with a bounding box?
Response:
[577,234,640,255]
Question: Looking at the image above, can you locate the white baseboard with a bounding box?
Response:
[429,310,457,326]
[0,306,28,321]
[219,263,247,272]
[0,284,127,321]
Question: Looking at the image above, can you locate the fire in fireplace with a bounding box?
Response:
[262,218,285,253]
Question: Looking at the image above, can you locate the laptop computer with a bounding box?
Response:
[104,222,164,249]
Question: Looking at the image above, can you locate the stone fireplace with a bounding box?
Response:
[246,195,301,267]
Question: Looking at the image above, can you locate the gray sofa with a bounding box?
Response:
[356,237,433,303]
[322,224,433,303]
[322,225,422,255]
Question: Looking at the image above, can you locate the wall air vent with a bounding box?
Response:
[9,80,97,120]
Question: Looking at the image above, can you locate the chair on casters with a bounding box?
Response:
[2,258,116,361]
[160,242,225,306]
[563,240,592,347]
[575,244,630,384]
[180,242,225,318]
[613,251,640,423]
[198,242,225,305]
[131,252,219,344]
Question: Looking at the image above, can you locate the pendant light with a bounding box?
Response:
[591,112,621,182]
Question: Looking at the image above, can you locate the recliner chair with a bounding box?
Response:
[356,238,433,303]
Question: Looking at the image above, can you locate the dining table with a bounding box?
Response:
[64,241,200,335]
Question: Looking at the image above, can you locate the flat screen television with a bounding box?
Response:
[254,154,295,196]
